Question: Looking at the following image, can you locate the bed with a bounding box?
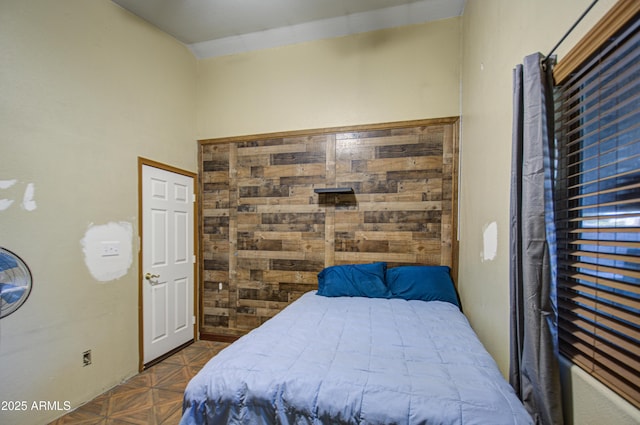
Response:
[180,263,533,424]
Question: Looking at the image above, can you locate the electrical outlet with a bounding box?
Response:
[83,350,92,367]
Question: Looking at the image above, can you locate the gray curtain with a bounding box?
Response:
[509,52,564,425]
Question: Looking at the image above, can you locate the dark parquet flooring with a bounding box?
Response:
[49,340,229,425]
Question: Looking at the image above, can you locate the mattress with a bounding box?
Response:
[181,291,532,424]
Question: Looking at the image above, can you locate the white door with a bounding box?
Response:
[142,164,195,365]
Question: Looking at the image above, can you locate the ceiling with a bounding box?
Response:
[111,0,465,59]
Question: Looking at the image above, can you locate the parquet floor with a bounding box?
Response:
[49,340,229,425]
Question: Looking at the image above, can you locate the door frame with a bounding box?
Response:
[137,157,199,371]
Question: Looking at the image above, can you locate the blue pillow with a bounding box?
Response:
[385,265,460,308]
[317,262,391,298]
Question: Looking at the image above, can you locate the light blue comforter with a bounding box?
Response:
[181,292,532,424]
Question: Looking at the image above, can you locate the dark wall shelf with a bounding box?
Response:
[314,187,354,194]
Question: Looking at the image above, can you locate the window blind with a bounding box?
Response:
[553,14,639,408]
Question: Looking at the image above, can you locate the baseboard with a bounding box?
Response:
[200,333,240,343]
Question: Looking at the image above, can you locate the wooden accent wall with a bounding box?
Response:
[199,118,459,338]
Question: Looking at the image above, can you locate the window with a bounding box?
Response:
[553,6,639,408]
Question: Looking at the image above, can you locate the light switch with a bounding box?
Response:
[101,241,121,257]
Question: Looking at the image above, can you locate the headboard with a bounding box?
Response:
[199,117,459,339]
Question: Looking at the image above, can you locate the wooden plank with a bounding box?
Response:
[356,201,442,212]
[376,143,443,158]
[236,250,324,263]
[366,156,443,172]
[228,144,238,329]
[325,134,336,268]
[262,270,319,284]
[271,151,326,165]
[335,252,418,263]
[261,163,326,179]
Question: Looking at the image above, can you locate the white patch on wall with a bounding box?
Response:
[81,221,133,282]
[0,180,36,212]
[21,183,37,211]
[0,199,14,211]
[481,221,498,262]
[0,179,17,189]
[0,179,18,211]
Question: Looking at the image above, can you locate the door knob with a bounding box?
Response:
[145,272,160,280]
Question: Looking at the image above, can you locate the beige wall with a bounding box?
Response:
[196,18,461,139]
[0,1,196,424]
[460,0,638,424]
